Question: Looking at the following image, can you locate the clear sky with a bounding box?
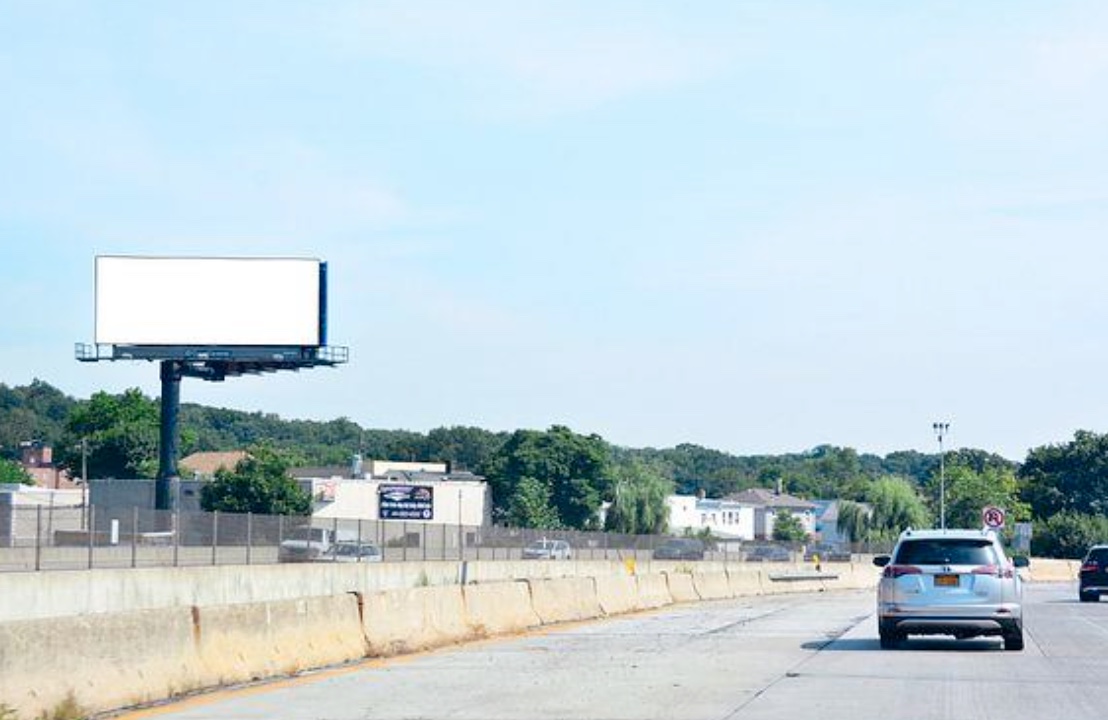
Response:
[3,2,1107,462]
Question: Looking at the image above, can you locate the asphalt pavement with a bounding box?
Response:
[114,582,1101,720]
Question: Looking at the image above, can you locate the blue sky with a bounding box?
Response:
[3,1,1108,461]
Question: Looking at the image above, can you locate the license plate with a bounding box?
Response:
[935,574,959,587]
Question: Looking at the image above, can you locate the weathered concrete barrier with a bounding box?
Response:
[692,571,731,601]
[196,594,367,682]
[528,577,603,624]
[635,573,673,609]
[1027,558,1078,583]
[0,607,200,718]
[594,574,640,615]
[664,571,700,603]
[727,567,764,596]
[462,581,541,637]
[362,585,470,656]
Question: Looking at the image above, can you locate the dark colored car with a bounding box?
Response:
[803,544,852,562]
[1079,545,1108,602]
[745,545,791,562]
[653,538,706,560]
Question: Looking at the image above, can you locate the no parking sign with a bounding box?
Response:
[982,505,1006,530]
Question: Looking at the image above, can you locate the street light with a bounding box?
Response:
[932,422,950,530]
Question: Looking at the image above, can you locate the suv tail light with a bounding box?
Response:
[972,564,1013,578]
[883,565,922,578]
[1081,561,1099,574]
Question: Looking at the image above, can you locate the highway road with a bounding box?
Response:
[119,582,1103,720]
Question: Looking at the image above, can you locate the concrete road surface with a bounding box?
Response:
[118,583,1105,720]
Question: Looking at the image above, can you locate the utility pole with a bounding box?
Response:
[933,422,950,530]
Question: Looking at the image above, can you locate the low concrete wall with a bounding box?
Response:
[1027,558,1078,583]
[594,574,640,615]
[462,581,541,636]
[362,585,470,656]
[0,560,886,718]
[665,571,700,603]
[692,571,731,601]
[528,577,603,624]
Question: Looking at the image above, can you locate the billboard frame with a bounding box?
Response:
[76,255,349,513]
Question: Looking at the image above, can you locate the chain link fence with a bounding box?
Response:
[0,504,878,572]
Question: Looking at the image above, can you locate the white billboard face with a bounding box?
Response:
[95,257,322,346]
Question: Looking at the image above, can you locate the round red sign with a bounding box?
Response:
[982,505,1006,529]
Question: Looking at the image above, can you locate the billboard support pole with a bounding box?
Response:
[156,360,181,512]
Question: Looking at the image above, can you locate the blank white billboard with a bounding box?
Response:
[95,256,323,346]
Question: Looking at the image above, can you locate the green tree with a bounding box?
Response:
[772,509,808,542]
[506,476,561,529]
[1032,512,1108,559]
[59,389,159,479]
[605,460,673,535]
[200,446,310,515]
[484,425,611,529]
[0,458,32,485]
[836,499,873,543]
[867,476,930,542]
[1019,431,1108,518]
[927,461,1029,529]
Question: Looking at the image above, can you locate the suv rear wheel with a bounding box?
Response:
[878,621,902,649]
[1080,589,1099,602]
[1004,627,1024,651]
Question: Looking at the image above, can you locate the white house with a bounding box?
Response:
[666,494,756,540]
[725,488,817,540]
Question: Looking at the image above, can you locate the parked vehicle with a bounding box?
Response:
[1079,545,1108,602]
[652,538,706,560]
[523,538,573,560]
[745,545,791,562]
[324,541,383,563]
[803,543,852,562]
[278,526,334,563]
[873,528,1029,650]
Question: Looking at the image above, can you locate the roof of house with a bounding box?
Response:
[289,465,352,479]
[179,451,248,477]
[724,488,817,510]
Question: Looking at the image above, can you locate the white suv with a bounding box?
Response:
[873,529,1029,651]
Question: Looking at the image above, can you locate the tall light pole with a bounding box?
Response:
[933,422,950,530]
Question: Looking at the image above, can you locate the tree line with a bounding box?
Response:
[0,380,1105,555]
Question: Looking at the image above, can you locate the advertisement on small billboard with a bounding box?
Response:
[378,484,435,521]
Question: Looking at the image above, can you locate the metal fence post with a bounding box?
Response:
[87,505,95,570]
[131,506,138,568]
[246,512,253,565]
[212,511,219,566]
[34,505,42,572]
[173,508,180,567]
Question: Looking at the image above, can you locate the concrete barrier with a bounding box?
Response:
[195,594,367,682]
[594,574,640,615]
[362,585,470,656]
[727,566,763,597]
[691,571,731,600]
[0,554,960,718]
[462,581,541,637]
[0,607,201,719]
[635,573,673,609]
[528,577,603,624]
[1027,558,1078,583]
[665,571,700,603]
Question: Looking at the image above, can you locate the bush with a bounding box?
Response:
[1031,512,1108,559]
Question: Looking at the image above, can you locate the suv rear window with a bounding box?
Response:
[1086,547,1108,564]
[894,539,998,566]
